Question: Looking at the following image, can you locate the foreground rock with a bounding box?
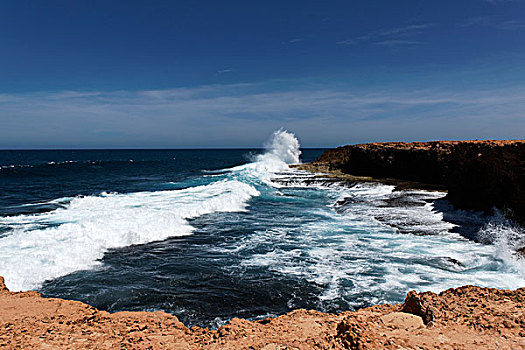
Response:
[299,140,525,224]
[1,276,524,349]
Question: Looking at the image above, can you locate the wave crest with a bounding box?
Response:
[0,180,259,291]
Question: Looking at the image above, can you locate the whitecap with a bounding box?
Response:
[0,180,259,291]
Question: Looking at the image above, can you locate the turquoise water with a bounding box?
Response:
[0,130,523,327]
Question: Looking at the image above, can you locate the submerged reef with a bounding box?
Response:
[299,140,525,225]
[1,276,524,349]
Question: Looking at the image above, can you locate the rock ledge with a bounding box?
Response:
[1,276,524,349]
[302,140,525,224]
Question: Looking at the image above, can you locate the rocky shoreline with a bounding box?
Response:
[296,140,525,225]
[1,276,524,349]
[2,140,524,349]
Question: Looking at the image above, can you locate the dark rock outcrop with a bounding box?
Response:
[310,140,525,224]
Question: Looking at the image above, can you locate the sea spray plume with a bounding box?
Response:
[260,129,302,165]
[243,129,302,174]
[0,130,300,290]
[477,214,525,271]
[225,129,302,183]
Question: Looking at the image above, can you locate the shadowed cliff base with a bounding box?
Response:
[295,140,525,225]
[1,276,524,349]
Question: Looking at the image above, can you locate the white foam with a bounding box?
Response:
[0,129,302,291]
[477,216,525,272]
[0,180,259,291]
[240,181,525,307]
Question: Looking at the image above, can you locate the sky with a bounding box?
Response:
[1,0,524,148]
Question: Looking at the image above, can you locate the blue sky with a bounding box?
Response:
[1,0,524,148]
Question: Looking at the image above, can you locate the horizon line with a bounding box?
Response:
[0,147,331,151]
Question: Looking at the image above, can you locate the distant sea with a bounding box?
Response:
[0,130,523,328]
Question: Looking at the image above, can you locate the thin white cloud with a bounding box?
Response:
[375,40,422,46]
[336,35,371,45]
[377,24,431,37]
[495,20,525,29]
[459,16,525,29]
[336,39,357,46]
[485,0,518,4]
[281,38,305,45]
[337,23,431,47]
[0,80,523,148]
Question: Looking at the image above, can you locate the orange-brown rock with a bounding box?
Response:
[0,276,524,349]
[310,140,525,224]
[0,276,7,293]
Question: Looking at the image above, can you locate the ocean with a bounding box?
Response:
[0,130,523,328]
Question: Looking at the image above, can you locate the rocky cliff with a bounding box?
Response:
[309,140,525,224]
[1,276,524,349]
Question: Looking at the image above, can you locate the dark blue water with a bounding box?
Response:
[0,149,265,215]
[0,132,523,328]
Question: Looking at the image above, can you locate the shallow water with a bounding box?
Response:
[0,131,523,327]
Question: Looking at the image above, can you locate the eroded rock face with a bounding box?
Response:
[312,140,525,224]
[0,276,7,293]
[400,290,441,325]
[0,276,524,349]
[335,285,525,349]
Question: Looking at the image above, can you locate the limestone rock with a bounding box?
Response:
[1,276,524,349]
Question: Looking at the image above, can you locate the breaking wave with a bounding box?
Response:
[230,129,301,176]
[1,128,524,323]
[0,129,302,291]
[0,180,259,291]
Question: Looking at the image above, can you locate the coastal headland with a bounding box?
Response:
[296,140,525,225]
[1,276,524,349]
